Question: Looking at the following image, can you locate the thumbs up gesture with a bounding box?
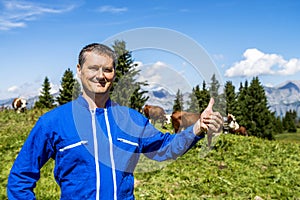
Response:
[193,98,223,136]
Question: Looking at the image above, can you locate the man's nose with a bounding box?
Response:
[95,68,105,78]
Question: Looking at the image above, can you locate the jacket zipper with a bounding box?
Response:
[104,108,117,200]
[91,109,100,200]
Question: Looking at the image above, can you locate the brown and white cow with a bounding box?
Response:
[165,114,172,125]
[227,113,248,136]
[12,98,27,113]
[143,104,167,128]
[171,111,200,133]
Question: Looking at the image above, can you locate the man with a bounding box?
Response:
[7,43,223,199]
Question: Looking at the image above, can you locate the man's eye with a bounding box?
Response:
[88,67,98,71]
[103,68,113,72]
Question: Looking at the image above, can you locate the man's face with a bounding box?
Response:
[77,52,115,96]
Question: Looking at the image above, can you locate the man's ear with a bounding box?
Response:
[112,69,116,81]
[77,64,81,78]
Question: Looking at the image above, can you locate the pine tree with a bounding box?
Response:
[111,67,137,106]
[187,86,200,112]
[224,81,236,115]
[217,93,227,117]
[111,40,149,111]
[173,89,184,112]
[283,110,297,132]
[209,74,225,114]
[198,81,210,113]
[130,84,149,112]
[290,110,298,131]
[111,40,131,87]
[275,116,284,134]
[209,74,220,100]
[56,68,76,105]
[236,80,250,128]
[282,114,288,130]
[72,79,82,99]
[34,76,55,109]
[247,77,275,139]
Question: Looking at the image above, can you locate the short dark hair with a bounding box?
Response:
[78,43,118,68]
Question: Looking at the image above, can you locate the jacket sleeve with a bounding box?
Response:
[7,117,55,200]
[140,121,203,161]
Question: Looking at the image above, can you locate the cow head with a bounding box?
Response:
[227,113,236,122]
[227,113,240,130]
[165,114,172,124]
[12,98,27,113]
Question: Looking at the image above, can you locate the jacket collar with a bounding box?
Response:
[76,95,113,110]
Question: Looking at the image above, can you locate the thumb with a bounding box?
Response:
[205,97,214,111]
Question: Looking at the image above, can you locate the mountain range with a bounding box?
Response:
[145,80,300,117]
[1,80,300,118]
[264,80,300,117]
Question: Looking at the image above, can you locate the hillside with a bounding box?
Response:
[0,109,299,199]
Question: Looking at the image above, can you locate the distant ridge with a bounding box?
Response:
[264,80,300,117]
[276,80,300,89]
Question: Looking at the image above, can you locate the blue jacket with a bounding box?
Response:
[7,96,202,200]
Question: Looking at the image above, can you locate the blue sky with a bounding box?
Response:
[1,0,300,99]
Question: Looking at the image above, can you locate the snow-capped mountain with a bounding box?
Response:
[0,93,59,109]
[144,87,190,114]
[264,80,300,117]
[144,81,300,117]
[0,98,14,108]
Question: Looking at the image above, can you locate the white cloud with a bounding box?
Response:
[277,58,300,75]
[0,19,25,30]
[135,61,193,94]
[225,48,300,77]
[0,0,75,30]
[1,80,59,100]
[97,5,128,14]
[264,83,274,87]
[2,82,39,99]
[7,85,19,92]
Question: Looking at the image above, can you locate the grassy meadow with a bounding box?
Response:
[0,109,299,199]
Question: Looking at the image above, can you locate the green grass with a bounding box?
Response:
[275,132,300,143]
[134,135,300,199]
[1,110,300,199]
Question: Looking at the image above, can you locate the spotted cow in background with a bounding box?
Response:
[227,113,248,136]
[165,114,172,125]
[12,98,27,113]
